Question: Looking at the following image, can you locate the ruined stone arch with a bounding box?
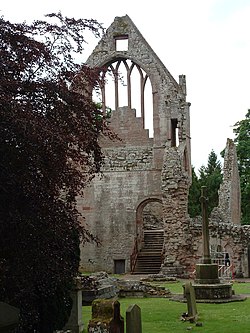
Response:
[94,56,156,87]
[136,197,163,235]
[91,55,154,135]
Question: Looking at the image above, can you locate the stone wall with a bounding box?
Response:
[161,145,192,277]
[78,16,250,278]
[217,138,241,224]
[160,212,250,278]
[159,138,250,278]
[79,15,191,274]
[102,146,153,172]
[79,166,162,272]
[188,220,250,278]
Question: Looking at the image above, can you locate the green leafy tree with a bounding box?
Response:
[188,167,201,217]
[199,150,223,215]
[233,110,250,224]
[0,13,113,332]
[188,150,223,217]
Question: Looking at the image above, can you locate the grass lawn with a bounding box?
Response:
[82,281,250,333]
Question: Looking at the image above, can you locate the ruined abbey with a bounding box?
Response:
[79,15,250,278]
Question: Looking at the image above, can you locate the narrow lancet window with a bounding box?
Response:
[171,119,179,147]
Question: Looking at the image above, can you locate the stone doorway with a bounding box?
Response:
[131,198,164,274]
[136,198,163,246]
[114,259,125,274]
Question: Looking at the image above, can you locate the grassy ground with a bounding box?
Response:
[82,281,250,333]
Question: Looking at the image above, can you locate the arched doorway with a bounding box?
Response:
[131,198,164,274]
[136,197,163,243]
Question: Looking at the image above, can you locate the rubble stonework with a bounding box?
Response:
[79,15,250,278]
[217,138,241,224]
[188,220,250,278]
[102,146,153,172]
[161,146,191,277]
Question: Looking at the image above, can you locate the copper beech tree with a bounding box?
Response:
[0,13,112,332]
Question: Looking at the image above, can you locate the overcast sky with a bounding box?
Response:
[2,0,250,171]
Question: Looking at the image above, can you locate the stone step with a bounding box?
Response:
[143,245,163,249]
[141,246,162,252]
[136,266,161,270]
[144,230,164,232]
[144,240,163,242]
[132,229,164,274]
[144,240,164,243]
[137,256,162,261]
[136,266,161,271]
[144,237,164,243]
[142,245,163,249]
[133,266,161,270]
[138,252,162,255]
[133,270,161,274]
[141,246,162,249]
[136,261,161,264]
[133,267,161,273]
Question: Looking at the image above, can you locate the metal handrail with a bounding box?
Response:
[160,238,165,268]
[130,238,138,273]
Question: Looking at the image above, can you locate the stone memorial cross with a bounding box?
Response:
[200,186,212,264]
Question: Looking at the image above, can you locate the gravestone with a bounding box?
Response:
[185,282,197,321]
[88,299,124,333]
[0,302,19,332]
[126,304,142,333]
[63,277,83,333]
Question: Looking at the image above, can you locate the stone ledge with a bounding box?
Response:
[170,294,247,303]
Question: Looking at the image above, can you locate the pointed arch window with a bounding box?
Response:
[94,59,153,137]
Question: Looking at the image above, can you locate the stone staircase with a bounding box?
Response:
[133,230,164,275]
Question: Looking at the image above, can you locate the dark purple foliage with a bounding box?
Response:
[0,13,112,332]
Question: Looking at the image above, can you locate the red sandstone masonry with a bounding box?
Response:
[77,16,250,279]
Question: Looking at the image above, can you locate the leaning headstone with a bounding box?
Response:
[126,304,142,333]
[0,302,19,332]
[185,282,197,321]
[88,299,124,333]
[63,277,83,333]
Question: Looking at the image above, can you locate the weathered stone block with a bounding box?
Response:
[193,283,233,300]
[195,264,220,284]
[88,299,124,333]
